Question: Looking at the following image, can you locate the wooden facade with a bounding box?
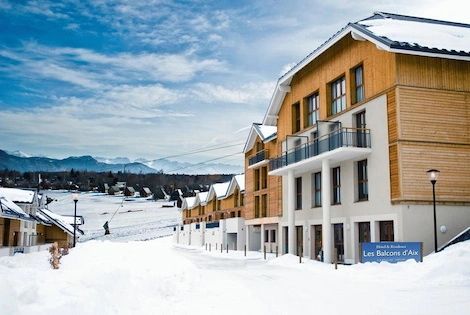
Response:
[244,136,281,221]
[273,33,470,206]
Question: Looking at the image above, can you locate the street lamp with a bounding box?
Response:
[73,192,79,247]
[426,169,440,253]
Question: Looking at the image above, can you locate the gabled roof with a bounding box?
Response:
[243,123,277,153]
[181,196,197,210]
[263,12,470,126]
[38,208,83,236]
[197,191,209,206]
[227,174,245,196]
[209,182,230,199]
[0,187,35,204]
[0,196,31,221]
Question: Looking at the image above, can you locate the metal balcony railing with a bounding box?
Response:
[248,149,269,166]
[270,128,371,171]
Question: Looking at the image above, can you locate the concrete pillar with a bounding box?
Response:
[287,170,296,254]
[322,159,332,263]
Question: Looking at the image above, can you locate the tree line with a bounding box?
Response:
[0,169,235,198]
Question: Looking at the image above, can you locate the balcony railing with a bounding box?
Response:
[248,149,269,166]
[270,128,371,171]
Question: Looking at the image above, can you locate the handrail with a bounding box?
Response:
[270,127,371,171]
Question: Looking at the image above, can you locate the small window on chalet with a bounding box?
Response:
[330,76,346,115]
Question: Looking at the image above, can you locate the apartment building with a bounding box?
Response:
[258,12,470,263]
[177,12,470,264]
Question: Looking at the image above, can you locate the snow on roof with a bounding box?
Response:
[257,125,277,141]
[183,196,197,209]
[356,15,470,54]
[234,174,245,192]
[197,191,209,205]
[0,187,35,203]
[39,208,80,236]
[213,182,230,199]
[0,196,30,219]
[262,12,470,126]
[243,123,277,153]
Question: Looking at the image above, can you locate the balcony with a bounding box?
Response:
[269,128,371,175]
[248,149,269,167]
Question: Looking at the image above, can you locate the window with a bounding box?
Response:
[292,102,301,132]
[217,200,221,211]
[296,177,302,209]
[261,166,268,189]
[261,194,267,217]
[358,222,370,243]
[331,76,346,115]
[380,221,394,241]
[271,230,276,243]
[332,167,341,204]
[254,168,260,191]
[306,93,319,127]
[356,110,367,147]
[312,172,321,207]
[255,196,260,218]
[234,190,239,207]
[353,65,364,104]
[358,160,368,201]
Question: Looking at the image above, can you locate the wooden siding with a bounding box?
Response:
[398,87,470,144]
[244,135,281,220]
[396,54,470,92]
[277,35,397,140]
[398,142,470,204]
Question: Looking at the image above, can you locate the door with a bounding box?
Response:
[314,225,322,261]
[334,223,344,262]
[296,226,303,255]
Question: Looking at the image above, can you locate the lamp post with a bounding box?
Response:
[73,192,78,247]
[426,169,440,253]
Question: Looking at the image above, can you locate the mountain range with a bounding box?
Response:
[0,150,243,175]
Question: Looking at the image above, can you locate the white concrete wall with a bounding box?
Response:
[189,222,205,247]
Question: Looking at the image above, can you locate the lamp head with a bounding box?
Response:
[73,192,79,202]
[426,169,440,183]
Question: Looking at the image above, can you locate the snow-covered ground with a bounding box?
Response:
[1,191,469,315]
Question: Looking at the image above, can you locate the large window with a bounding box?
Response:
[358,222,370,243]
[261,194,267,217]
[356,110,367,147]
[353,65,364,104]
[331,76,346,115]
[254,168,260,191]
[312,172,321,207]
[261,166,268,189]
[306,93,319,127]
[332,167,341,204]
[380,221,394,241]
[255,196,260,218]
[292,102,301,132]
[358,159,368,201]
[296,177,302,209]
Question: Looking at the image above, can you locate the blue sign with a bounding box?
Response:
[361,242,422,263]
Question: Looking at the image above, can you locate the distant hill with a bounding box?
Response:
[2,150,243,175]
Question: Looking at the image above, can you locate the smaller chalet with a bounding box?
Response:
[124,186,136,196]
[140,187,152,198]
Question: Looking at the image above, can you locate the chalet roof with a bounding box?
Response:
[0,196,31,221]
[141,187,152,193]
[263,12,470,126]
[125,186,135,192]
[38,208,84,236]
[181,196,197,210]
[0,187,35,204]
[227,174,245,196]
[243,123,277,153]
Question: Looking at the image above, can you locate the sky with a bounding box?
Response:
[1,190,469,314]
[0,0,469,167]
